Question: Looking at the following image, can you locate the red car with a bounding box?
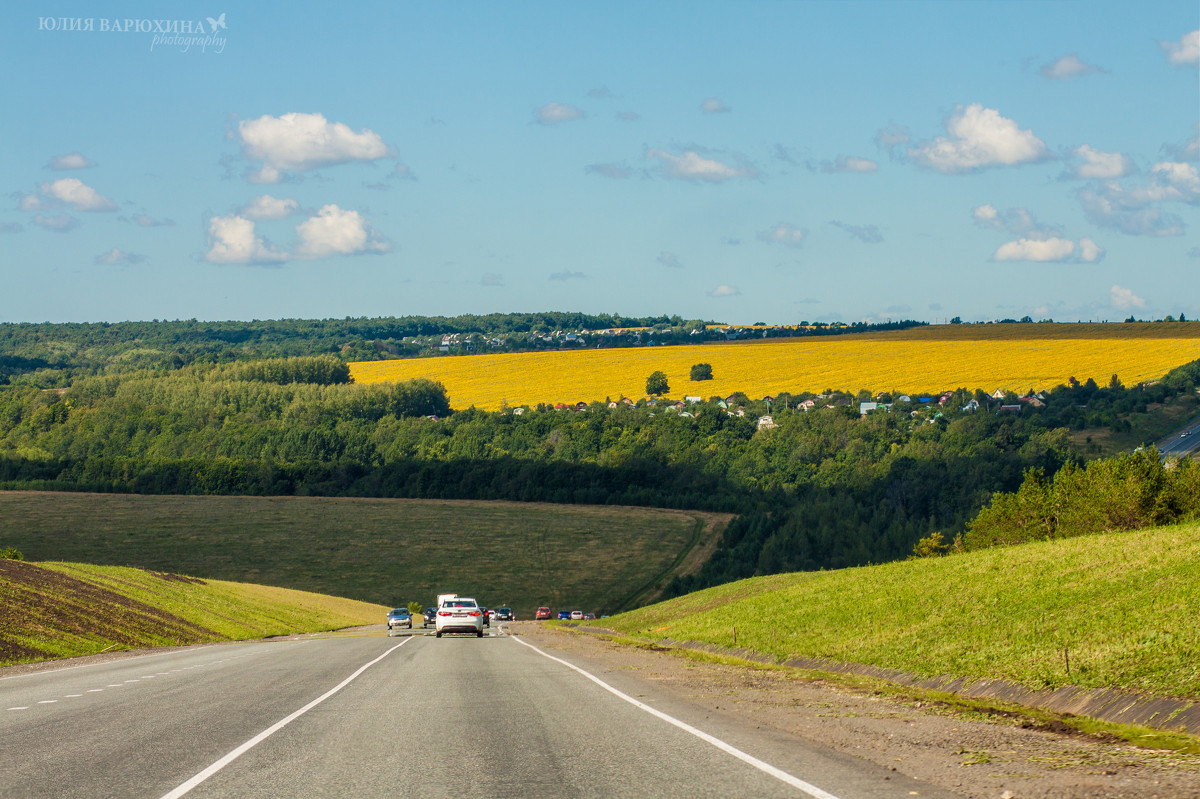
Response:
[534,607,552,620]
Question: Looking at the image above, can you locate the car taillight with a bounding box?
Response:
[438,611,451,616]
[469,611,481,617]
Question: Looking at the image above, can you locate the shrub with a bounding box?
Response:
[0,546,23,561]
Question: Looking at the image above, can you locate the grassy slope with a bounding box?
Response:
[0,492,729,617]
[603,522,1200,699]
[0,560,386,667]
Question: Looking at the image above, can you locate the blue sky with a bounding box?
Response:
[2,1,1197,324]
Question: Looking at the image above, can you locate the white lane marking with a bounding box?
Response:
[107,684,123,688]
[87,689,103,693]
[511,636,841,799]
[0,645,223,682]
[64,694,83,698]
[8,706,29,711]
[37,700,57,704]
[159,638,412,799]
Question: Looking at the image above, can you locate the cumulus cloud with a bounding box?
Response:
[17,193,43,211]
[657,251,684,268]
[708,285,740,297]
[95,248,145,266]
[39,178,117,211]
[829,221,883,243]
[1162,30,1199,65]
[993,237,1104,263]
[204,214,286,264]
[1111,285,1147,310]
[238,112,392,183]
[1040,54,1105,80]
[971,204,1060,238]
[821,155,879,173]
[535,102,585,124]
[585,162,632,179]
[700,98,730,114]
[1078,161,1199,236]
[757,222,806,247]
[241,194,300,221]
[908,104,1048,173]
[32,213,79,232]
[294,204,391,259]
[549,270,587,281]
[46,152,95,170]
[1065,145,1133,180]
[647,149,754,182]
[1161,129,1199,162]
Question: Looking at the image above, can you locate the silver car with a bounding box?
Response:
[435,597,485,638]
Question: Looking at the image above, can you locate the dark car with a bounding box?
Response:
[423,607,437,628]
[496,607,514,621]
[479,607,490,627]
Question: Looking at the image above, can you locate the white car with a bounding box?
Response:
[435,597,485,638]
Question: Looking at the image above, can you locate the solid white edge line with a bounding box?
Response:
[510,635,842,799]
[158,638,412,799]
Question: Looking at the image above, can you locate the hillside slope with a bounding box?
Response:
[0,560,385,667]
[604,522,1200,699]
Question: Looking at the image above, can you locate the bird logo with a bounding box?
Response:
[207,13,226,34]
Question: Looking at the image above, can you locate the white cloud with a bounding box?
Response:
[241,194,300,221]
[40,178,116,211]
[971,204,1059,238]
[1040,54,1105,80]
[204,214,286,264]
[1067,145,1133,179]
[17,193,43,211]
[32,213,79,232]
[535,102,585,124]
[700,98,730,114]
[1077,162,1198,236]
[972,204,1000,226]
[646,149,753,182]
[1111,285,1146,310]
[585,163,632,179]
[1078,238,1104,262]
[993,238,1077,262]
[708,285,740,297]
[757,222,806,247]
[657,251,684,268]
[908,104,1048,173]
[46,152,95,170]
[238,112,392,183]
[294,204,391,259]
[95,248,145,265]
[821,155,879,173]
[1162,30,1199,65]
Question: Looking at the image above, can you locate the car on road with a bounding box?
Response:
[570,610,584,620]
[535,607,552,620]
[387,608,412,629]
[436,597,485,638]
[422,607,437,627]
[496,607,514,621]
[557,610,571,620]
[479,607,490,627]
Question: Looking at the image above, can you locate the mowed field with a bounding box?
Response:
[0,492,729,617]
[350,323,1200,411]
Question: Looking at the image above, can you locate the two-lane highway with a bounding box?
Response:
[1,629,955,798]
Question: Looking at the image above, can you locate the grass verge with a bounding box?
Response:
[598,522,1200,699]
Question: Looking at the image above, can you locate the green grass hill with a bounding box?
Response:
[603,521,1200,699]
[0,560,386,667]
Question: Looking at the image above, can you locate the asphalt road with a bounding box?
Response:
[1157,415,1200,459]
[0,627,957,799]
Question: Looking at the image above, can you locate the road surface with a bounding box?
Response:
[1157,414,1200,460]
[0,627,956,799]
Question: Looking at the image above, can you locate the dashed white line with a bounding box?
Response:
[64,694,83,698]
[87,689,103,693]
[37,700,57,704]
[7,706,29,711]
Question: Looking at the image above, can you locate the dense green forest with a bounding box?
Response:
[2,353,1198,592]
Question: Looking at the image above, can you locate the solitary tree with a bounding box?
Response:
[646,370,670,396]
[689,363,713,381]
